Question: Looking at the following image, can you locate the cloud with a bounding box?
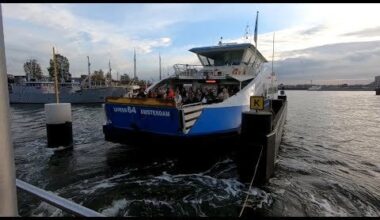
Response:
[343,26,380,37]
[2,3,174,78]
[3,3,380,84]
[299,24,327,36]
[273,41,380,84]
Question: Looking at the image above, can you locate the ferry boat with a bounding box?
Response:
[102,42,278,145]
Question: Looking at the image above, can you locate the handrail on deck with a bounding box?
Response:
[16,179,105,217]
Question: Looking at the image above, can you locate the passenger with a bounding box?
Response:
[167,87,175,100]
[174,90,183,108]
[222,88,230,100]
[148,90,157,98]
[137,88,146,98]
[181,87,187,98]
[206,89,215,103]
[182,90,188,104]
[195,89,203,102]
[158,87,166,99]
[201,96,207,104]
[156,90,163,99]
[217,86,224,100]
[187,89,195,103]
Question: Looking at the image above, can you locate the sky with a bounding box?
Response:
[2,3,380,85]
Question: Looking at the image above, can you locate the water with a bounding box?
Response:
[10,91,380,217]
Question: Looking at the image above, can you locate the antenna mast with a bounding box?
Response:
[87,56,91,88]
[109,60,112,76]
[108,60,112,86]
[272,32,275,75]
[244,24,249,42]
[133,48,136,79]
[271,32,276,96]
[52,47,59,103]
[159,52,162,81]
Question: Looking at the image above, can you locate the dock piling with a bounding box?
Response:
[45,103,73,149]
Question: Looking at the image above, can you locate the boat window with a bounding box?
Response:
[243,49,254,65]
[207,57,214,66]
[241,78,254,89]
[198,55,210,66]
[199,50,245,67]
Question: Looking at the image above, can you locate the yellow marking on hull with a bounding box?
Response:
[106,97,176,108]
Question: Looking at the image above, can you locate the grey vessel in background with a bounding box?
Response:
[9,81,125,104]
[9,56,127,104]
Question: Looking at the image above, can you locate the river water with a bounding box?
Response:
[10,91,380,217]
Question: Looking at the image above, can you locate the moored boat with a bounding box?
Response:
[308,85,322,91]
[9,81,126,104]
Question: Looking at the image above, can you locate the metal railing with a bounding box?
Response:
[16,179,105,217]
[173,63,254,79]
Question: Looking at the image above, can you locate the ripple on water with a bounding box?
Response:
[11,92,380,216]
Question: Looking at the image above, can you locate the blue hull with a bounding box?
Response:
[103,124,240,147]
[103,103,247,144]
[103,103,248,142]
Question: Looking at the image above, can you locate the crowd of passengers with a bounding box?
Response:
[136,85,239,106]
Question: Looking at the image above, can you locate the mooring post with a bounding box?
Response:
[45,47,73,149]
[0,4,19,216]
[45,103,73,148]
[237,110,273,184]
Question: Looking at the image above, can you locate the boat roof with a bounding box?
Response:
[189,43,268,62]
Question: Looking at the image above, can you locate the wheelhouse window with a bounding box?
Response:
[197,50,245,67]
[242,49,254,65]
[198,54,214,66]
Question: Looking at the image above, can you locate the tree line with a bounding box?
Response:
[23,54,71,83]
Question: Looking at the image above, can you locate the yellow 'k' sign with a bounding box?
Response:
[250,96,264,110]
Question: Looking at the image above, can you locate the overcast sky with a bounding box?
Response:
[3,3,380,85]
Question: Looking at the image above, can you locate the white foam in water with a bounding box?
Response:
[155,172,174,182]
[45,103,72,124]
[32,201,64,217]
[80,182,117,194]
[101,199,129,217]
[142,199,175,212]
[309,194,347,216]
[53,145,73,151]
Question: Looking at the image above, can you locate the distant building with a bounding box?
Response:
[14,75,26,84]
[120,74,131,83]
[71,77,82,84]
[375,76,380,86]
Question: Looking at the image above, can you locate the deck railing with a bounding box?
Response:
[173,64,252,79]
